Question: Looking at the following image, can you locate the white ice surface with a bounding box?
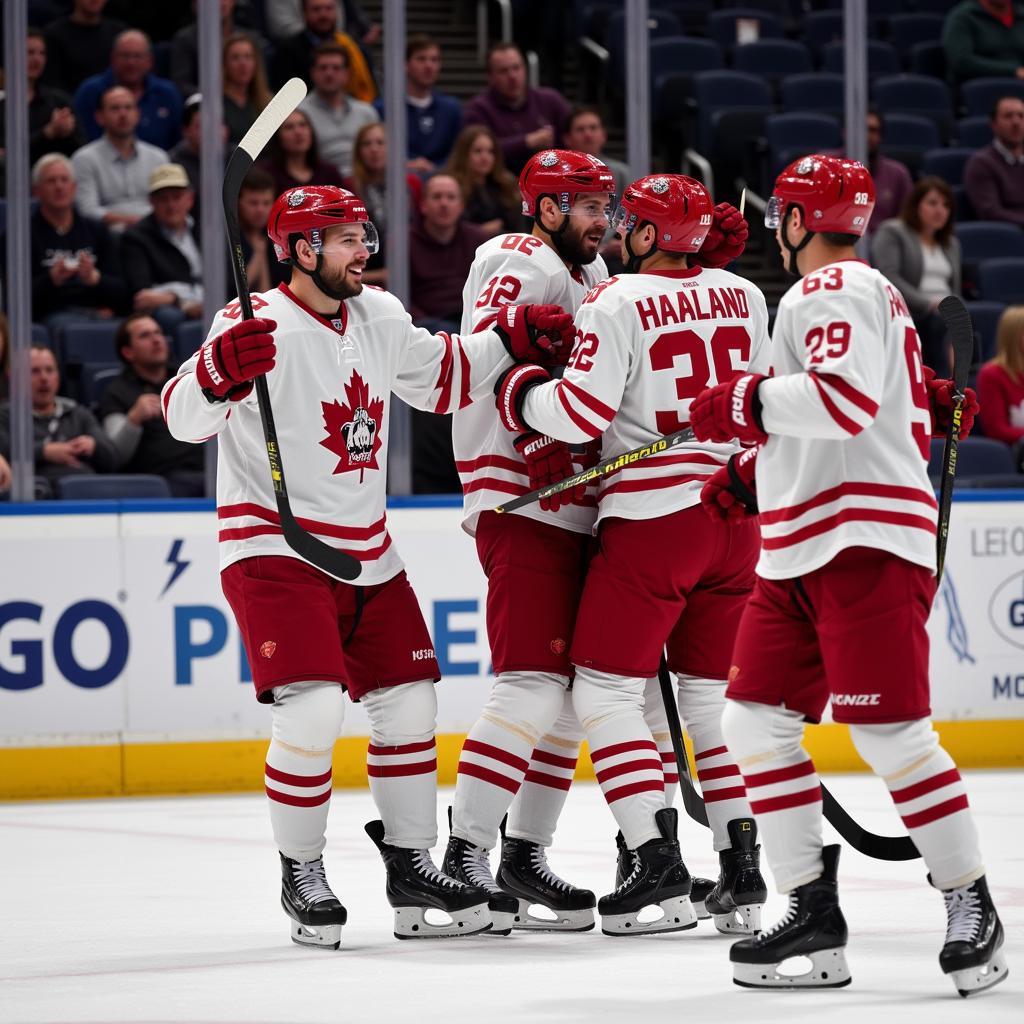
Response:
[1,775,1020,1024]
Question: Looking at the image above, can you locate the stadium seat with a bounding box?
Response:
[56,474,173,500]
[174,320,206,363]
[31,323,52,348]
[977,258,1024,305]
[873,74,954,139]
[928,437,1024,489]
[79,362,123,408]
[60,321,121,366]
[693,71,774,156]
[780,72,844,115]
[960,77,1024,118]
[908,41,945,79]
[957,223,1024,264]
[802,11,844,60]
[821,40,899,76]
[879,113,941,174]
[957,116,993,149]
[952,185,975,224]
[707,8,784,50]
[963,300,1007,365]
[920,147,975,187]
[734,39,812,85]
[605,9,682,87]
[887,13,945,54]
[765,112,841,178]
[656,1,713,35]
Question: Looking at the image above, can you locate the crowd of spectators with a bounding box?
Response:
[3,0,1024,500]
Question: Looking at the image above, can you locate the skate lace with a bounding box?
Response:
[461,844,501,893]
[293,858,335,905]
[411,849,461,890]
[529,845,571,893]
[615,851,642,893]
[759,892,799,941]
[943,885,983,944]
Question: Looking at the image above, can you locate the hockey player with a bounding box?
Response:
[161,185,575,947]
[444,152,749,933]
[689,154,1005,995]
[492,174,770,936]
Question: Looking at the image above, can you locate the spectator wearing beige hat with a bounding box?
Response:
[120,163,204,335]
[71,85,169,230]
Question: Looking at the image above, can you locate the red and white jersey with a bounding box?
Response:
[756,258,938,579]
[522,266,771,523]
[162,282,510,583]
[455,232,608,536]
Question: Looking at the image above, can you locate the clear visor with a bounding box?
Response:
[610,204,637,235]
[316,221,381,256]
[568,195,617,225]
[764,195,783,230]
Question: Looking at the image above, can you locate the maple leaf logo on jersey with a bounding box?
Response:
[320,371,384,482]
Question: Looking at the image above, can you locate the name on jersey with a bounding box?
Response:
[635,287,750,331]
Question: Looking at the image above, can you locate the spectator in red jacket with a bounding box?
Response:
[463,42,571,175]
[978,305,1024,467]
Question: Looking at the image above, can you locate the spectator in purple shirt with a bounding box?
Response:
[964,95,1024,227]
[463,42,572,175]
[865,110,914,235]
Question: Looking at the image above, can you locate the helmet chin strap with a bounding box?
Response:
[781,204,814,277]
[290,238,349,301]
[623,222,658,274]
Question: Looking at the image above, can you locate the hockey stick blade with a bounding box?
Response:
[222,78,361,582]
[821,786,919,861]
[657,659,709,828]
[496,426,696,514]
[934,296,975,583]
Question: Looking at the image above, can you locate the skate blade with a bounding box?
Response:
[713,902,763,935]
[485,908,515,936]
[950,949,1008,997]
[512,899,595,932]
[394,901,492,939]
[290,920,342,950]
[691,897,711,921]
[601,895,699,936]
[732,948,851,989]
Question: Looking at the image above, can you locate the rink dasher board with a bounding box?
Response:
[0,494,1022,800]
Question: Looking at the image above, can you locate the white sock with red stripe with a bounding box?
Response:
[266,681,344,862]
[677,675,752,852]
[721,699,825,893]
[850,719,984,889]
[573,668,665,849]
[452,672,567,849]
[642,676,678,805]
[506,687,581,846]
[362,680,439,850]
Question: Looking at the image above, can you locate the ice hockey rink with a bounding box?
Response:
[0,775,1018,1024]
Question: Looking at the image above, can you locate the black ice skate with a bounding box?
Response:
[364,821,491,939]
[442,833,518,936]
[730,844,851,989]
[617,828,713,920]
[280,852,347,950]
[704,818,767,935]
[497,828,595,932]
[936,874,1008,997]
[599,808,698,936]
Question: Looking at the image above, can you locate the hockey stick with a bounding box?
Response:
[935,296,975,583]
[657,658,709,828]
[495,426,695,514]
[223,78,361,582]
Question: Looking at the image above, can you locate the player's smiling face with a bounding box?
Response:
[563,192,614,265]
[317,224,370,296]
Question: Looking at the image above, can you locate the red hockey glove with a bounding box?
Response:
[514,432,576,512]
[196,317,277,402]
[493,303,575,368]
[701,447,759,522]
[690,373,768,445]
[495,363,549,433]
[692,202,748,270]
[922,366,978,441]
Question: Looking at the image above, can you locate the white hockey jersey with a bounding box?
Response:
[522,266,771,523]
[162,283,510,583]
[455,232,608,536]
[756,258,938,580]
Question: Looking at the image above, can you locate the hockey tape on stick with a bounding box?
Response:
[222,78,360,582]
[495,426,696,514]
[739,188,746,217]
[657,659,709,829]
[935,295,974,584]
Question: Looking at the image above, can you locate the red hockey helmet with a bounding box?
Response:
[518,149,617,219]
[612,174,714,253]
[767,154,876,237]
[267,185,379,262]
